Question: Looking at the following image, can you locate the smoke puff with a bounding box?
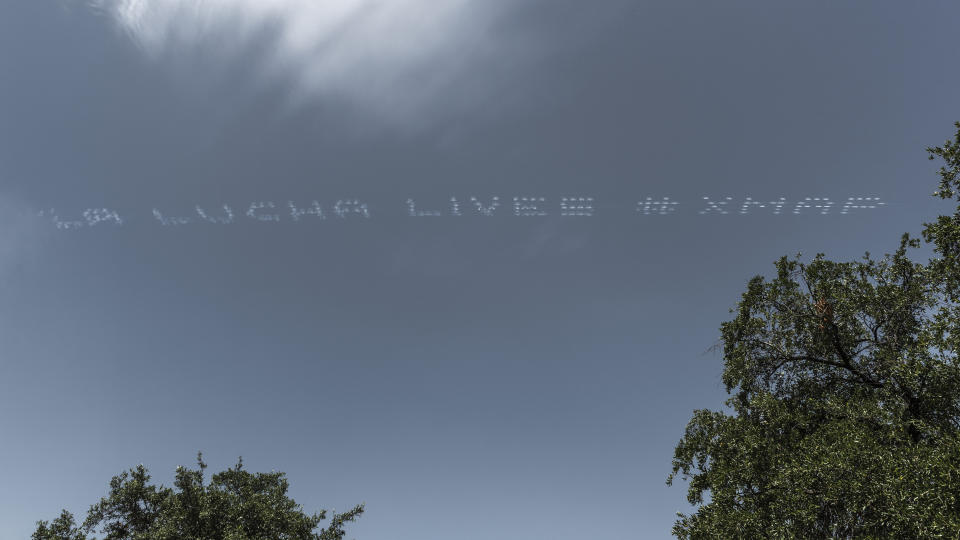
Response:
[0,195,46,286]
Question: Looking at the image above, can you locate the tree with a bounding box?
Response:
[667,122,960,538]
[33,454,364,540]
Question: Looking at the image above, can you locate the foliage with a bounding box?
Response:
[33,454,363,540]
[668,122,960,538]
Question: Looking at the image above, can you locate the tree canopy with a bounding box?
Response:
[668,122,960,537]
[32,454,363,540]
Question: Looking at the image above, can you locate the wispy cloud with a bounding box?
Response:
[88,0,531,125]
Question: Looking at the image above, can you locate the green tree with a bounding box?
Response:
[667,122,960,538]
[33,454,363,540]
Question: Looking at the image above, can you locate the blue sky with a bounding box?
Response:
[1,1,959,538]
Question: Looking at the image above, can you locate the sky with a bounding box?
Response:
[1,1,959,539]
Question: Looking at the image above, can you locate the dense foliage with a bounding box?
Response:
[32,454,363,540]
[668,122,960,537]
